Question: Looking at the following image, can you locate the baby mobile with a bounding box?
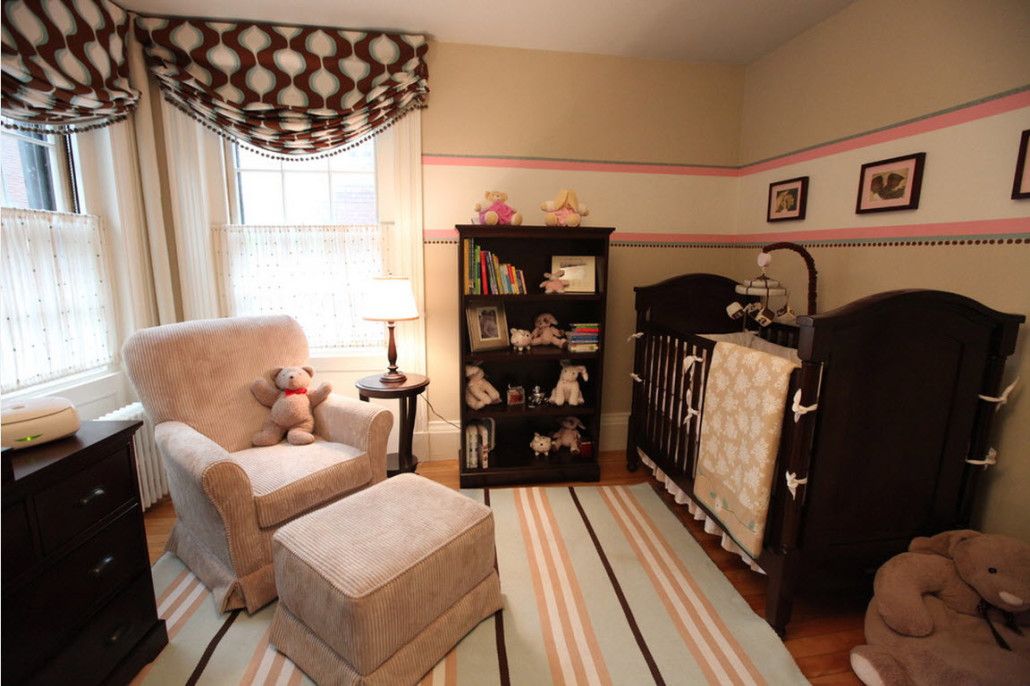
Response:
[726,241,818,327]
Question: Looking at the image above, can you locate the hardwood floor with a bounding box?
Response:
[142,451,864,685]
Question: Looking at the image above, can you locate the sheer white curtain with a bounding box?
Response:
[1,208,117,391]
[214,223,385,350]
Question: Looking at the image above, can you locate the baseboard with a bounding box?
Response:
[415,411,630,460]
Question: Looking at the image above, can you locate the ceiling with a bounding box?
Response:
[119,0,855,64]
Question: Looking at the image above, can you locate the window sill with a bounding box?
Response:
[3,366,121,401]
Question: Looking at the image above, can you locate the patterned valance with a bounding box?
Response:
[1,0,139,133]
[134,16,429,158]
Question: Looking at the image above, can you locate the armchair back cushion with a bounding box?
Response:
[124,316,308,452]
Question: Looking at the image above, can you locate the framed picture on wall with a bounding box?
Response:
[767,176,809,222]
[466,303,509,351]
[856,152,926,213]
[1012,129,1030,200]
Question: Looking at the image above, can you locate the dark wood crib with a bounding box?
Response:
[625,273,1023,634]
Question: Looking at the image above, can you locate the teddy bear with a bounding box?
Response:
[251,366,332,446]
[474,191,522,225]
[465,365,501,409]
[531,313,567,348]
[539,270,569,294]
[550,363,588,406]
[541,189,589,227]
[552,416,586,453]
[530,433,554,457]
[850,529,1030,686]
[510,328,532,352]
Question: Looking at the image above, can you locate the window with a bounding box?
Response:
[1,130,76,212]
[218,139,386,352]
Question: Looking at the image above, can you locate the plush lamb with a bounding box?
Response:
[530,433,554,457]
[251,366,332,446]
[531,313,567,349]
[552,416,586,453]
[465,365,501,410]
[550,363,588,406]
[850,530,1030,686]
[510,327,532,352]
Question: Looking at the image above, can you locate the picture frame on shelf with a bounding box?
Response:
[466,303,509,351]
[550,255,596,293]
[855,152,926,214]
[1012,129,1030,200]
[767,176,808,222]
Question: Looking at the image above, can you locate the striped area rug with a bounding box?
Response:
[134,484,807,685]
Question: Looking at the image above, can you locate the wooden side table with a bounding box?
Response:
[355,374,429,477]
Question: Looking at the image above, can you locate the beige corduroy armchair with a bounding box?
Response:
[123,316,393,613]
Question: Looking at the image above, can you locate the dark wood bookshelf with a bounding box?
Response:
[457,224,614,487]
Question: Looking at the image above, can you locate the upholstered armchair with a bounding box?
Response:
[123,316,392,613]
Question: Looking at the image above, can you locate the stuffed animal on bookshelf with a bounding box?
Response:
[550,363,588,406]
[539,269,569,294]
[530,433,554,457]
[251,366,332,446]
[530,313,567,348]
[473,190,523,225]
[464,365,502,409]
[541,189,589,227]
[510,328,532,352]
[552,416,586,453]
[850,530,1030,686]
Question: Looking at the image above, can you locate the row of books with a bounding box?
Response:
[462,239,528,295]
[567,322,600,353]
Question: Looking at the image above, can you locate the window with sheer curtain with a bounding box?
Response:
[216,139,386,351]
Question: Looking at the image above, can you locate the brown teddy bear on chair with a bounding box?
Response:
[251,366,332,446]
[850,529,1030,686]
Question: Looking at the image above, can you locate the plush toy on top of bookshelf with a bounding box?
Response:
[541,189,589,227]
[472,190,522,225]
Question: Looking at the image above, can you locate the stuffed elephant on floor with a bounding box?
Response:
[850,530,1030,686]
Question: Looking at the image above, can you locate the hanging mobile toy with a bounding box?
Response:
[726,242,818,326]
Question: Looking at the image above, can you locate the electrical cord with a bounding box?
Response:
[419,393,461,430]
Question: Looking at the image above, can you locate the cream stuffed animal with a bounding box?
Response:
[465,365,501,409]
[530,433,554,457]
[251,366,332,446]
[531,313,567,348]
[541,189,589,227]
[510,328,532,352]
[550,363,588,406]
[552,416,586,453]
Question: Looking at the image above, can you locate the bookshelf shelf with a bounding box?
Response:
[457,224,614,487]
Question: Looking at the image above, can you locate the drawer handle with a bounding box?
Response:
[78,486,107,507]
[91,554,116,578]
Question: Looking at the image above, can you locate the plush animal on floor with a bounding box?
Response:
[531,313,567,348]
[464,365,501,410]
[539,269,569,294]
[251,366,332,446]
[550,363,588,406]
[850,530,1030,686]
[474,191,522,225]
[510,328,532,352]
[530,433,554,457]
[552,416,586,453]
[541,189,589,227]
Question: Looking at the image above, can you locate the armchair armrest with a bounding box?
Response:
[314,393,393,482]
[154,421,268,577]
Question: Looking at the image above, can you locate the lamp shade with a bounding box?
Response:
[362,276,419,321]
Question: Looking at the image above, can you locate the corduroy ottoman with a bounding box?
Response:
[269,473,502,686]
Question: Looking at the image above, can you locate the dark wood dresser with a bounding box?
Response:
[2,420,167,685]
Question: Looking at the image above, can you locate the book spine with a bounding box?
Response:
[479,251,489,294]
[473,245,480,293]
[518,270,527,294]
[507,265,517,294]
[463,240,471,294]
[492,253,503,293]
[501,264,512,294]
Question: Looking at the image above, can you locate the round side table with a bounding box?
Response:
[355,374,429,477]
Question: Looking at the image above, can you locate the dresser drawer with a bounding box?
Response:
[2,501,37,582]
[27,573,160,686]
[3,508,148,679]
[34,447,136,554]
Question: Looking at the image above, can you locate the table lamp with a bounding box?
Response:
[362,276,419,383]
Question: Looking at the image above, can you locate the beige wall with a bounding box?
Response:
[739,0,1030,163]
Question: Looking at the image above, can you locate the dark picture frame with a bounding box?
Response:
[1012,129,1030,200]
[856,152,926,214]
[766,176,809,222]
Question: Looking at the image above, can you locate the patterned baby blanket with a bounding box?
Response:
[692,342,798,559]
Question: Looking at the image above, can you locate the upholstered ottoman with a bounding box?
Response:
[269,473,502,686]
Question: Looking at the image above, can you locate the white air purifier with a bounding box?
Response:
[1,397,80,450]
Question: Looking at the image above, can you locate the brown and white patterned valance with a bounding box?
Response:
[1,0,139,133]
[134,16,429,158]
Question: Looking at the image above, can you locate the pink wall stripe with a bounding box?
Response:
[425,217,1030,244]
[422,90,1030,178]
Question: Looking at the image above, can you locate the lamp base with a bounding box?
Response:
[380,371,408,384]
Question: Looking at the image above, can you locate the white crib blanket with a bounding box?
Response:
[692,341,798,559]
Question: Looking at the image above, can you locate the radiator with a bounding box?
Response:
[97,402,168,510]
